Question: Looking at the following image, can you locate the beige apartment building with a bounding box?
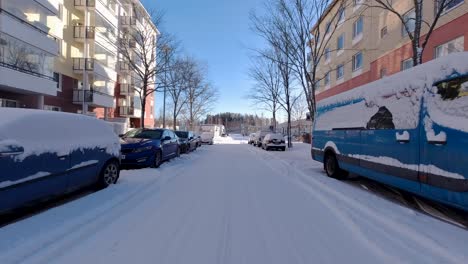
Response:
[313,0,468,101]
[0,0,158,128]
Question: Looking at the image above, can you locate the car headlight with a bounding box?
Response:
[134,146,153,153]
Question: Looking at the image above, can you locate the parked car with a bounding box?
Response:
[254,130,271,147]
[0,109,121,214]
[175,131,198,153]
[262,133,286,151]
[120,128,180,168]
[248,133,256,145]
[312,52,468,211]
[200,132,214,145]
[193,133,202,148]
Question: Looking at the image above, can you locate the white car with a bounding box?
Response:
[200,132,214,145]
[254,130,271,147]
[261,133,286,151]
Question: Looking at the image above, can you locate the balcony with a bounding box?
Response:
[119,16,136,27]
[119,106,135,117]
[74,0,96,10]
[73,58,94,73]
[74,26,95,42]
[119,38,137,48]
[118,61,131,72]
[119,84,134,96]
[73,89,114,108]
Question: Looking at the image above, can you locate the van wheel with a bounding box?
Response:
[324,154,348,180]
[98,160,120,189]
[153,151,162,168]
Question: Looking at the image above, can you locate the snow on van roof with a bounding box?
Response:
[317,52,468,109]
[0,108,120,161]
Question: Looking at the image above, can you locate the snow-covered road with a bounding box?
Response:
[1,139,467,264]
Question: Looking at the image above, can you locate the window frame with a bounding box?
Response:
[401,58,414,71]
[401,9,416,37]
[336,64,344,80]
[324,71,331,86]
[352,52,363,71]
[353,16,363,39]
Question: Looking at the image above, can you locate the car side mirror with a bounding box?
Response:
[189,137,194,140]
[162,136,171,141]
[119,134,125,138]
[306,112,311,121]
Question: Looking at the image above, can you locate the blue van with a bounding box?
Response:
[312,52,468,211]
[0,109,121,214]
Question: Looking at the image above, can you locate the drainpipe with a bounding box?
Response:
[82,3,90,115]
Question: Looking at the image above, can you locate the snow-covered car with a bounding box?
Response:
[0,109,121,214]
[120,129,180,168]
[200,132,214,145]
[248,133,256,144]
[254,130,271,147]
[261,133,286,151]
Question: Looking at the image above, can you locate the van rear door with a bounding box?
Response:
[420,76,468,209]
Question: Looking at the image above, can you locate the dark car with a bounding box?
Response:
[175,131,198,153]
[0,109,121,214]
[120,128,180,168]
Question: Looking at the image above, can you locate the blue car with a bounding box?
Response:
[120,128,180,168]
[0,109,121,214]
[312,52,468,211]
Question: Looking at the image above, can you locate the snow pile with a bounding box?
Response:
[0,109,120,161]
[396,131,410,142]
[315,52,468,131]
[214,135,247,144]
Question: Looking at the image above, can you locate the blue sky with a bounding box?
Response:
[141,0,266,117]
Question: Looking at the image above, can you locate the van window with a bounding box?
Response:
[366,106,395,130]
[436,76,468,100]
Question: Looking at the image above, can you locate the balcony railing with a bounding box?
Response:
[73,90,94,103]
[73,58,94,71]
[118,61,130,71]
[74,26,95,39]
[119,16,137,26]
[119,106,135,116]
[119,38,137,48]
[120,84,134,95]
[74,0,96,8]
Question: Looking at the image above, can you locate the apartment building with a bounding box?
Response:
[0,0,157,128]
[313,0,468,102]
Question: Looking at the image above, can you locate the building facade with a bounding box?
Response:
[0,0,157,128]
[313,0,468,102]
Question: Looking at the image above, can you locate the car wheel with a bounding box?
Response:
[97,160,120,189]
[176,147,181,157]
[152,151,162,168]
[324,153,348,180]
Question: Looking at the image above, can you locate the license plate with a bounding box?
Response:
[121,155,126,160]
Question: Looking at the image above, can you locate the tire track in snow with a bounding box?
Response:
[3,155,195,264]
[251,146,466,263]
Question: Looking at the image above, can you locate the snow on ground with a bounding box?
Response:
[1,137,467,264]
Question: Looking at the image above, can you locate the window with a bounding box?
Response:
[402,9,416,37]
[324,72,330,86]
[338,7,345,23]
[325,21,331,35]
[435,0,464,14]
[337,34,345,51]
[44,105,61,111]
[352,52,363,71]
[324,47,331,61]
[436,75,468,100]
[380,26,388,38]
[353,16,363,39]
[380,68,387,78]
[366,106,395,130]
[401,58,414,71]
[435,36,464,58]
[336,64,344,79]
[53,72,62,91]
[0,98,19,108]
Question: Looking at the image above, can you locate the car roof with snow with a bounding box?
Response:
[0,108,120,159]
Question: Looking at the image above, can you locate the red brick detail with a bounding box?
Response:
[317,12,468,102]
[44,74,81,113]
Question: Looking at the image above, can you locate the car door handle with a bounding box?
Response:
[428,140,447,145]
[396,139,410,143]
[99,148,106,152]
[58,155,69,160]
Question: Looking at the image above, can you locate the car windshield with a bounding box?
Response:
[175,131,189,138]
[124,129,163,139]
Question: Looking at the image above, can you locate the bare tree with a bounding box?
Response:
[364,0,459,65]
[248,54,282,130]
[185,82,218,131]
[118,8,180,128]
[251,0,352,122]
